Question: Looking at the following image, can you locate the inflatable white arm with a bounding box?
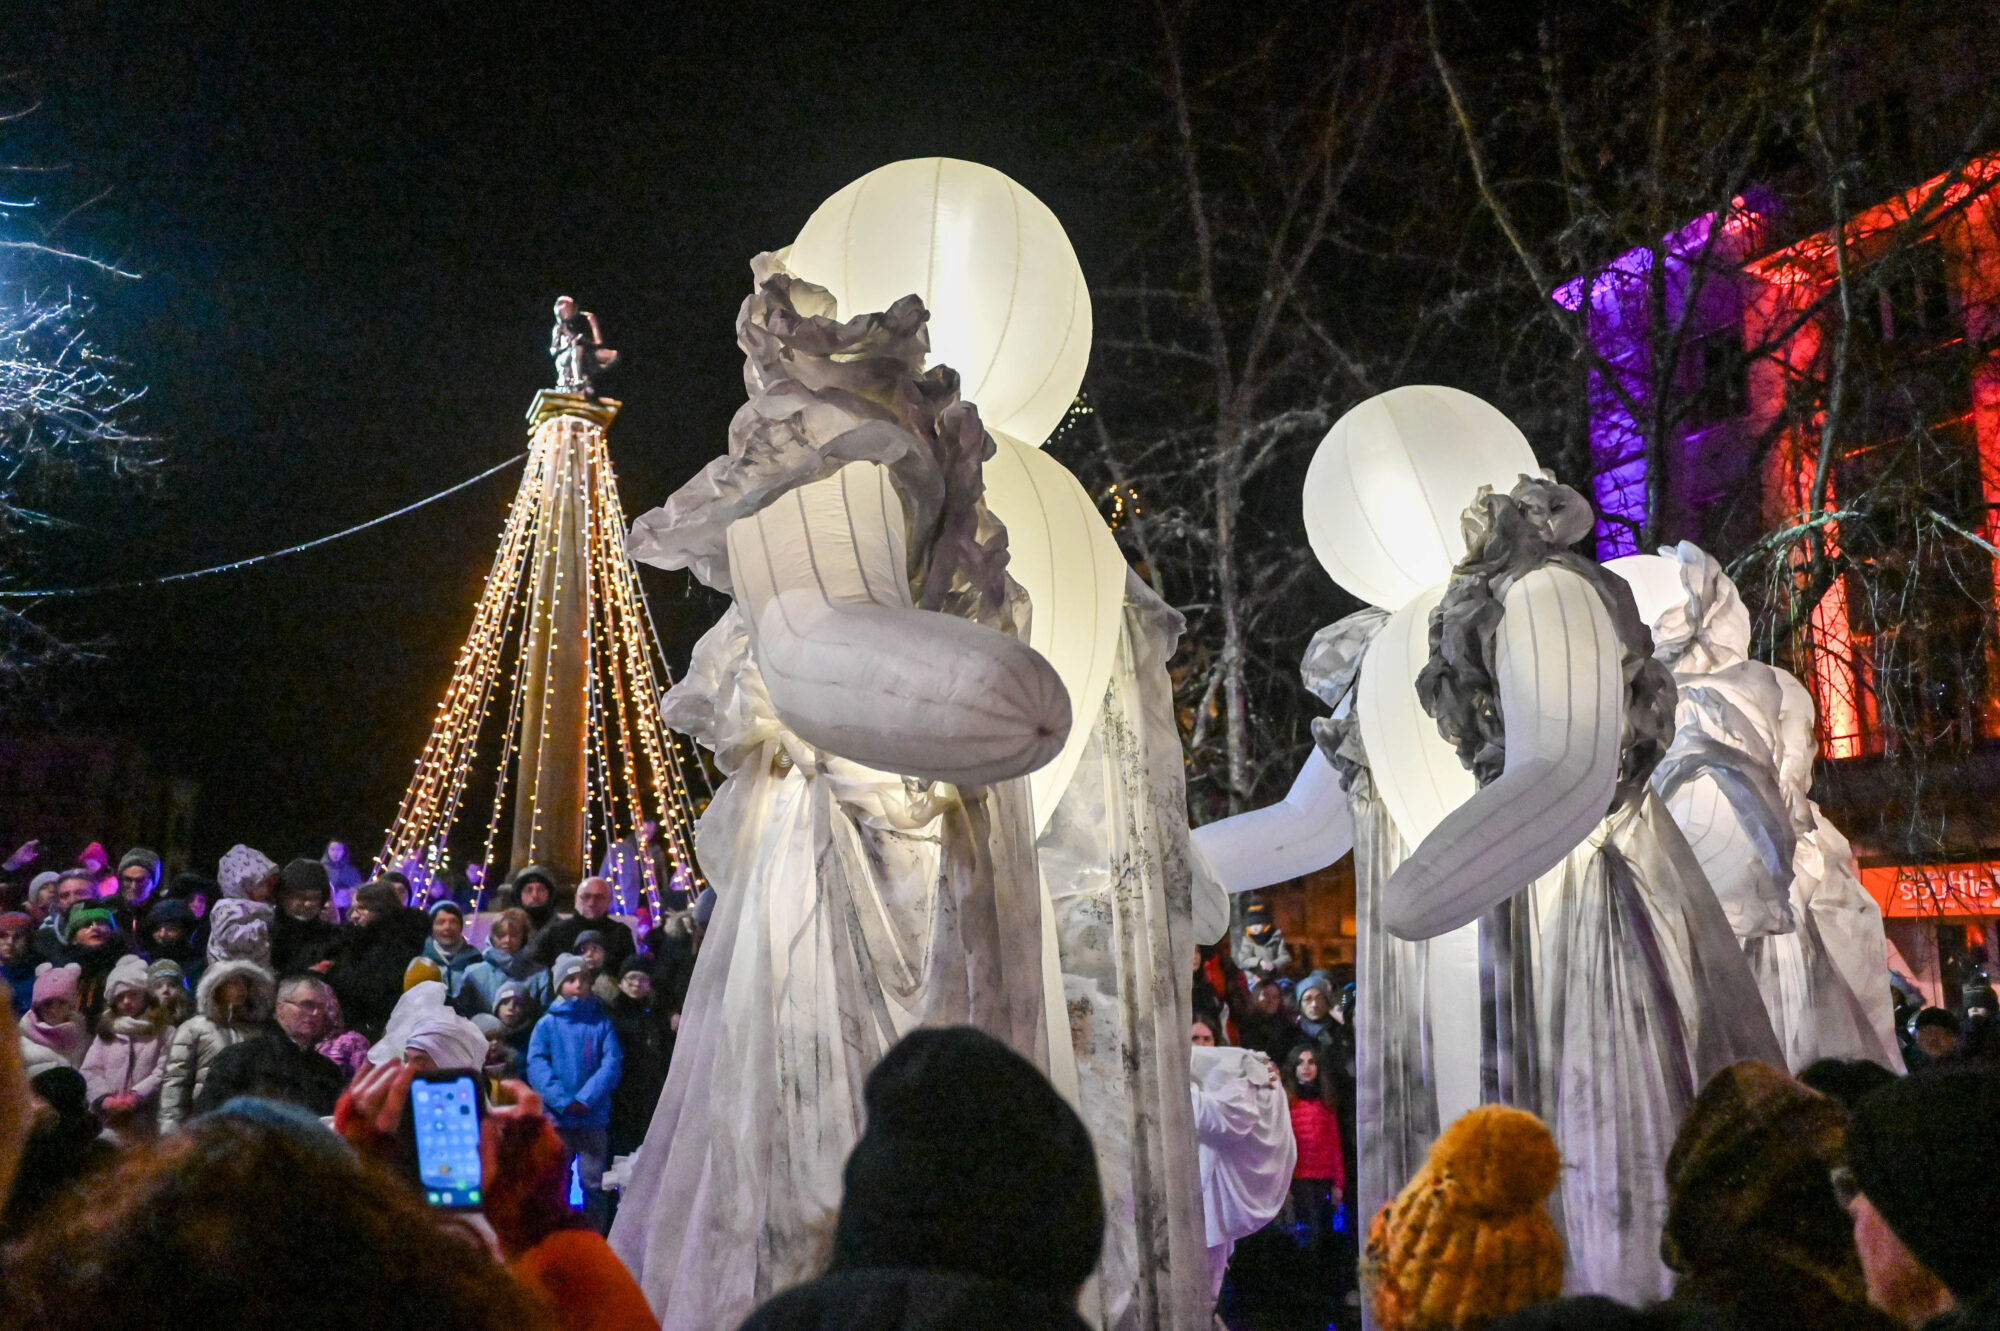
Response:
[726,461,1071,787]
[1190,749,1354,893]
[1382,566,1623,940]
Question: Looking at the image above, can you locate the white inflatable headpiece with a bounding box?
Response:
[787,157,1092,449]
[1303,386,1539,610]
[1607,541,1752,672]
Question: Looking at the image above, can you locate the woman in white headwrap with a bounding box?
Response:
[369,981,490,1072]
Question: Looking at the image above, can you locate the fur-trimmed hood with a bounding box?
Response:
[194,957,276,1024]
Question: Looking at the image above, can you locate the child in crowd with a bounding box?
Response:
[79,954,176,1140]
[20,963,88,1076]
[158,958,275,1131]
[527,952,623,1224]
[576,932,617,1003]
[146,959,192,1024]
[454,907,550,1017]
[492,981,540,1070]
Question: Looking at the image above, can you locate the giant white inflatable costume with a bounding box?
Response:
[611,250,1068,1326]
[1610,542,1901,1072]
[1195,388,1780,1303]
[1193,386,1544,1252]
[784,158,1216,1331]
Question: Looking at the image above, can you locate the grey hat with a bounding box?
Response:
[551,952,588,993]
[471,1013,503,1036]
[574,929,606,950]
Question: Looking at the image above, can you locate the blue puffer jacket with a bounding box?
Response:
[526,995,623,1130]
[454,946,551,1016]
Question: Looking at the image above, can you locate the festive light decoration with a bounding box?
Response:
[378,391,706,914]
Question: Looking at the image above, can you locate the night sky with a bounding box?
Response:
[2,1,1119,867]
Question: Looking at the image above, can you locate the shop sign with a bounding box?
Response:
[1860,861,2000,917]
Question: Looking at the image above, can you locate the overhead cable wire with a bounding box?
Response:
[0,451,527,599]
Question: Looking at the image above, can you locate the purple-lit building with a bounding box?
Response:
[1553,197,1774,560]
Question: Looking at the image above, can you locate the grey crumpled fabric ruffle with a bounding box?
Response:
[1417,475,1677,809]
[1300,606,1389,791]
[626,253,1011,626]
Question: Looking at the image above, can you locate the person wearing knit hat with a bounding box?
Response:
[5,1065,117,1234]
[420,899,478,998]
[492,979,541,1069]
[1659,1062,1891,1331]
[137,897,202,976]
[59,901,130,1026]
[549,951,590,996]
[738,1026,1103,1331]
[79,953,174,1138]
[205,897,274,967]
[217,844,279,902]
[21,962,89,1079]
[112,847,162,933]
[606,954,671,1158]
[1365,1105,1565,1331]
[1843,1064,2000,1326]
[145,957,192,1023]
[23,869,61,920]
[270,858,340,974]
[2,909,37,1016]
[527,950,624,1223]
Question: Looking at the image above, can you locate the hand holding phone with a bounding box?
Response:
[408,1071,486,1210]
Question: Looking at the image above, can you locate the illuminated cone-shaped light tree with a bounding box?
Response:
[379,387,705,914]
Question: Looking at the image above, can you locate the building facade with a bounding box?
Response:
[1559,156,2000,1009]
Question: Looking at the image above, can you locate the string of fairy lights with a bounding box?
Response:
[377,400,707,915]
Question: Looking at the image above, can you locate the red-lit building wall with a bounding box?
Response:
[1740,157,2000,757]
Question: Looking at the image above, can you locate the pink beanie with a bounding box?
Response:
[32,961,80,1008]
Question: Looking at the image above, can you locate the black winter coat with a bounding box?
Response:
[270,911,342,975]
[324,909,428,1039]
[192,1030,347,1117]
[530,914,635,973]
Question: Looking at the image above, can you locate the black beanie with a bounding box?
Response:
[279,857,331,900]
[832,1026,1103,1292]
[1848,1063,2000,1302]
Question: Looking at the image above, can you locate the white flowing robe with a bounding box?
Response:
[610,265,1047,1328]
[1037,578,1210,1331]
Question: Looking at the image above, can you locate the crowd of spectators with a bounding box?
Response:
[0,836,700,1238]
[4,838,2000,1331]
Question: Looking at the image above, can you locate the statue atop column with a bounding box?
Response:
[551,296,618,398]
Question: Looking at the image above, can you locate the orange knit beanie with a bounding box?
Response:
[1364,1104,1566,1331]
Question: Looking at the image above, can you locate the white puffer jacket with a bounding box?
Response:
[157,958,275,1131]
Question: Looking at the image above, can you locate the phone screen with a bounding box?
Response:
[410,1074,483,1209]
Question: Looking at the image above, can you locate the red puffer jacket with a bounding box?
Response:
[1290,1095,1346,1188]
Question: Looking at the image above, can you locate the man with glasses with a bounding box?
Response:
[111,848,162,935]
[194,973,346,1117]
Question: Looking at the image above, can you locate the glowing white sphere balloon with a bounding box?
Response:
[1604,554,1685,629]
[982,430,1126,834]
[1303,386,1539,610]
[787,157,1091,448]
